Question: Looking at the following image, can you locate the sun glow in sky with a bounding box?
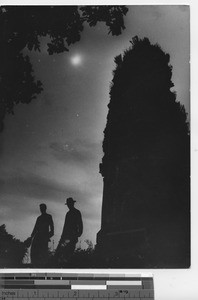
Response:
[70,53,83,66]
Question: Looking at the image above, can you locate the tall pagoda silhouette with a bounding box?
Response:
[96,37,190,267]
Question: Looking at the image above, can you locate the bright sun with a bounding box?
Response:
[70,54,83,66]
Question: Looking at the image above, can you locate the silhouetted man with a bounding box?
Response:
[30,203,54,265]
[56,197,83,262]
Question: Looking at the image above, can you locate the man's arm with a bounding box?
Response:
[31,217,38,238]
[49,215,54,238]
[59,214,67,244]
[78,211,83,237]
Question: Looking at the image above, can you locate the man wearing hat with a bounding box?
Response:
[56,197,83,262]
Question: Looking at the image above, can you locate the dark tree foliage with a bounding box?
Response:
[0,224,28,267]
[102,36,189,164]
[0,5,128,131]
[99,36,190,267]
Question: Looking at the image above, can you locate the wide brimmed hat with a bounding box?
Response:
[65,197,76,205]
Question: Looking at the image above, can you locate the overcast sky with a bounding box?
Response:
[0,5,190,250]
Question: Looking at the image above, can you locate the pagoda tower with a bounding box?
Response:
[96,37,190,268]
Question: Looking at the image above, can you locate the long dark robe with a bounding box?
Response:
[30,213,54,265]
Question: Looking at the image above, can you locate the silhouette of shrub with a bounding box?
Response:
[0,224,28,267]
[47,239,99,268]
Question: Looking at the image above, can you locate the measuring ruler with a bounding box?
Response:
[0,273,154,299]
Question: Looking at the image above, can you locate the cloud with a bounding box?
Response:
[0,170,91,205]
[50,139,102,165]
[139,6,164,21]
[33,160,49,167]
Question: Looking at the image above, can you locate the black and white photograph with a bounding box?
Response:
[0,5,190,269]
